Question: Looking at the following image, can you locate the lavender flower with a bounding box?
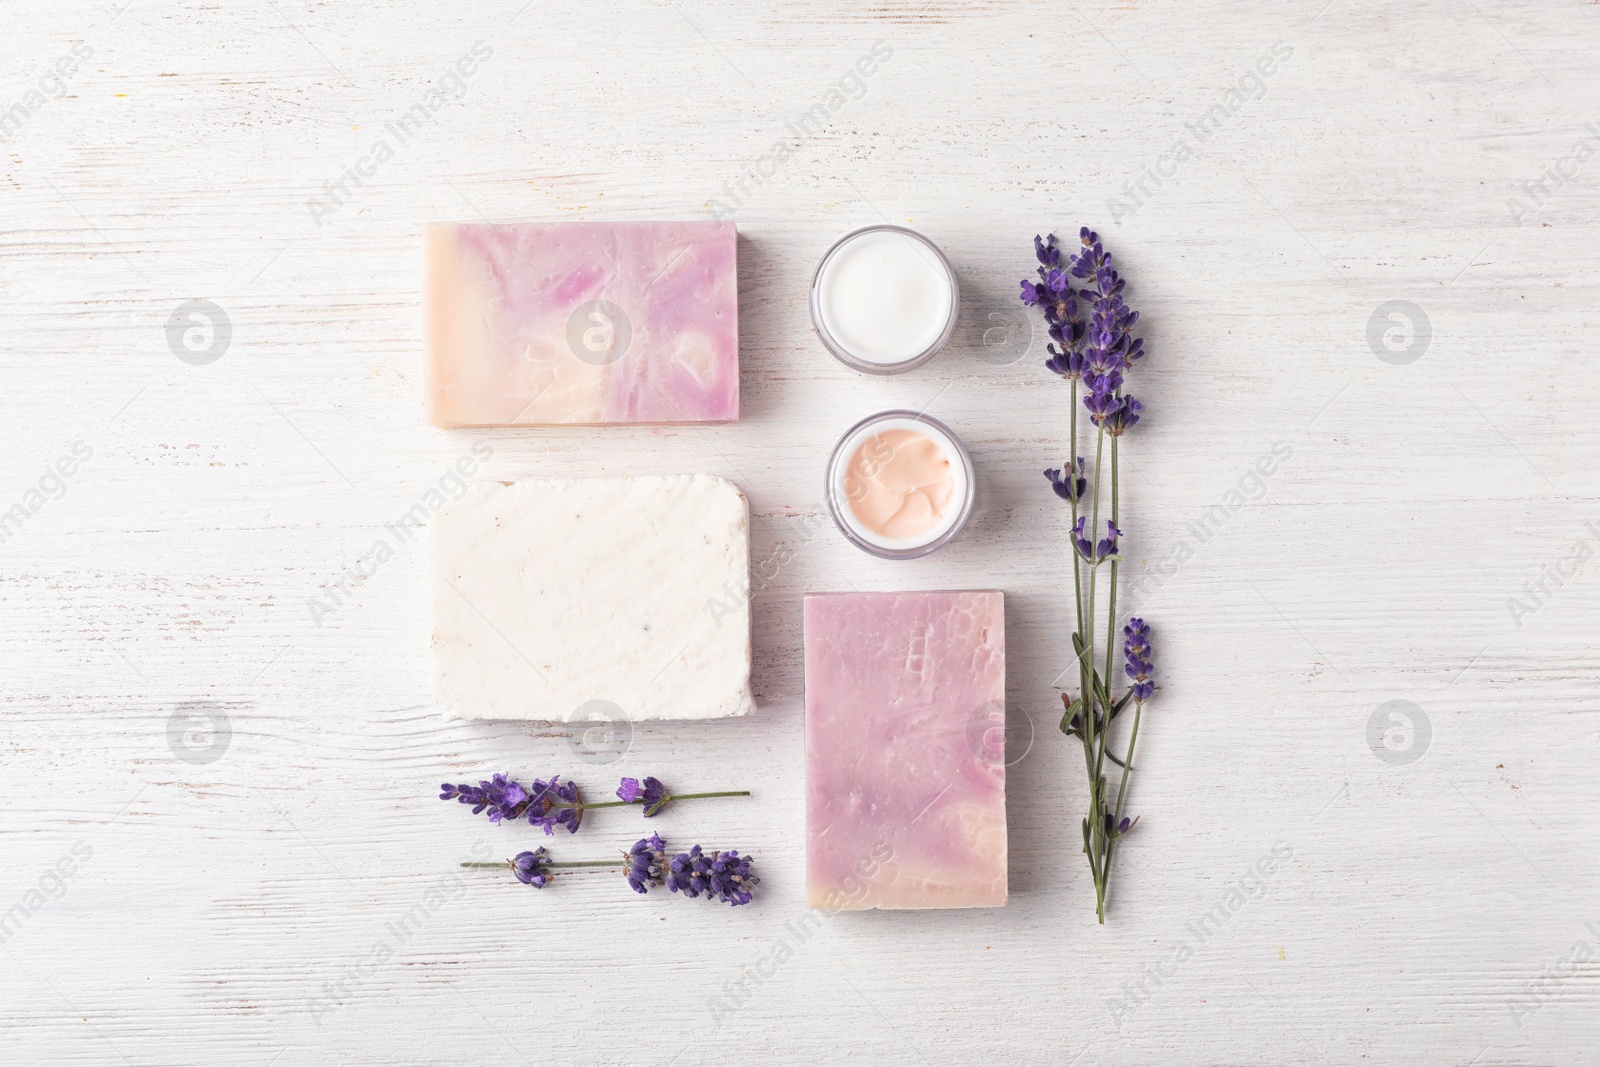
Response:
[1097,521,1123,560]
[1102,813,1138,836]
[1044,343,1086,379]
[1104,395,1142,437]
[1026,228,1147,442]
[535,777,585,835]
[510,848,552,887]
[439,773,529,824]
[625,833,667,894]
[1044,459,1087,503]
[439,774,584,835]
[616,776,671,816]
[1124,617,1154,701]
[1073,518,1121,561]
[1024,234,1088,380]
[666,844,759,906]
[1082,372,1125,427]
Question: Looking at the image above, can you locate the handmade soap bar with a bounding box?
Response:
[804,590,1007,910]
[425,221,739,427]
[432,475,754,721]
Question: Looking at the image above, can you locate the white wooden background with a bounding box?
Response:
[3,1,1597,1063]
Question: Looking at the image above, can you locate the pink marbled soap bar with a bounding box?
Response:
[424,221,738,427]
[804,590,1007,910]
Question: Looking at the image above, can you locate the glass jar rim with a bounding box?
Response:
[824,409,976,559]
[809,225,961,376]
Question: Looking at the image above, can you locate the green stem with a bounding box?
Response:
[1111,703,1143,823]
[1095,437,1120,792]
[1100,699,1144,913]
[1084,427,1106,885]
[1069,378,1097,875]
[1092,433,1120,925]
[549,789,751,812]
[1070,379,1084,642]
[461,860,618,870]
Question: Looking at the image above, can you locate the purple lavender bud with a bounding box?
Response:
[1103,813,1136,835]
[1071,515,1092,558]
[546,777,584,834]
[510,848,552,887]
[1083,382,1121,424]
[440,773,537,824]
[1096,521,1123,560]
[617,776,671,816]
[1123,617,1154,701]
[706,849,758,906]
[1044,459,1088,503]
[1044,344,1085,379]
[1105,395,1143,437]
[1034,233,1061,269]
[625,834,667,894]
[666,844,759,906]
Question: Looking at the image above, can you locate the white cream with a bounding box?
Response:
[815,228,956,368]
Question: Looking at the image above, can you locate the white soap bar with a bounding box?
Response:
[431,475,755,721]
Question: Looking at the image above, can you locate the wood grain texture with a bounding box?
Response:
[2,0,1598,1063]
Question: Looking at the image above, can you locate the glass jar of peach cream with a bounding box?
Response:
[824,410,976,559]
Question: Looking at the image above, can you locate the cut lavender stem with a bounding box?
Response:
[462,835,759,906]
[1020,227,1159,924]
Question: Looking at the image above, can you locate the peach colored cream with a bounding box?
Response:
[844,428,955,540]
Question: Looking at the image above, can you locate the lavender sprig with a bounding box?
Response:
[440,774,750,831]
[615,776,750,817]
[463,835,760,907]
[438,774,584,835]
[1022,227,1158,924]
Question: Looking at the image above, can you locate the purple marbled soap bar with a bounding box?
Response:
[804,590,1008,910]
[425,221,738,427]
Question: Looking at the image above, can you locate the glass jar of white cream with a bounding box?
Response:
[825,410,976,559]
[809,225,961,375]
